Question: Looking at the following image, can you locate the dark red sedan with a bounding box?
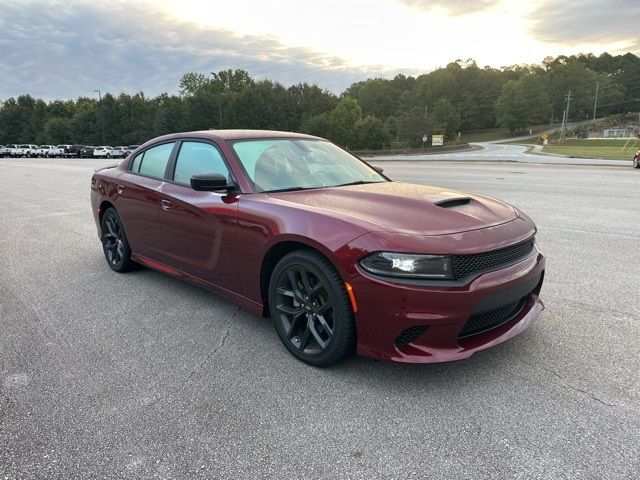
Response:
[90,130,545,366]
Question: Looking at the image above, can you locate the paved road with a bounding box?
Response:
[1,157,639,479]
[364,142,630,167]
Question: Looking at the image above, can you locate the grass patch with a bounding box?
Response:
[542,145,637,160]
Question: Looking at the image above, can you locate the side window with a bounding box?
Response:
[137,142,175,178]
[130,152,143,172]
[173,141,229,185]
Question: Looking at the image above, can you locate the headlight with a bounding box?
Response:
[359,252,454,280]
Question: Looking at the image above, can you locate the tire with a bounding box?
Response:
[634,156,639,169]
[268,249,355,367]
[106,153,111,159]
[100,208,135,273]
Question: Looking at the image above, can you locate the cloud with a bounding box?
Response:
[0,0,411,101]
[529,0,640,51]
[396,0,496,15]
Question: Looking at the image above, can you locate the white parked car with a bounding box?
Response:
[16,145,31,157]
[24,144,40,157]
[52,145,70,157]
[93,146,113,157]
[0,145,7,157]
[38,145,56,157]
[5,144,21,157]
[109,146,127,158]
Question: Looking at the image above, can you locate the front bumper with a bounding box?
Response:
[350,247,545,363]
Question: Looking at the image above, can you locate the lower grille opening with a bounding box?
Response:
[396,326,428,346]
[458,297,527,339]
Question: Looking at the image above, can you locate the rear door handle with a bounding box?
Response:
[160,199,172,210]
[116,184,125,194]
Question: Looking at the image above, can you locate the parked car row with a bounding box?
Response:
[0,144,140,158]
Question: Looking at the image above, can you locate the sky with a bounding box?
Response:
[0,0,638,100]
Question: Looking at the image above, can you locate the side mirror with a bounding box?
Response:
[371,165,384,174]
[190,173,235,193]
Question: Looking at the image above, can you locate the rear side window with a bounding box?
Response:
[133,142,175,178]
[173,141,229,185]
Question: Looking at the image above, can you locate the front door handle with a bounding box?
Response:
[160,199,172,210]
[116,184,125,194]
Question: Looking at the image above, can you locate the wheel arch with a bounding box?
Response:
[98,200,116,232]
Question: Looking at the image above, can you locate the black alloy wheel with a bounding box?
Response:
[268,250,355,367]
[101,208,135,272]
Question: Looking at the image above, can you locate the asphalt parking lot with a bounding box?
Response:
[1,156,639,479]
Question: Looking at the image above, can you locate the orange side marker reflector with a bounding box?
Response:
[345,282,358,313]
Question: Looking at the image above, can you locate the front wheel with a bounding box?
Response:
[101,208,135,272]
[268,250,355,367]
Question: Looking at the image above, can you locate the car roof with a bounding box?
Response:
[144,129,321,145]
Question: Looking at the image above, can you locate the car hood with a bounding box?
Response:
[268,182,518,236]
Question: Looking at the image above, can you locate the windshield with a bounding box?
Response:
[231,138,386,193]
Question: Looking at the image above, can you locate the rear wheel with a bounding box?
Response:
[101,208,135,272]
[634,156,639,169]
[268,250,355,367]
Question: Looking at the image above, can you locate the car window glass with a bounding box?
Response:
[130,152,143,172]
[137,143,175,178]
[173,141,229,185]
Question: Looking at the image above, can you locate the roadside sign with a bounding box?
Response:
[422,134,428,143]
[432,134,444,146]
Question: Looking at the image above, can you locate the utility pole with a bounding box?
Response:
[93,89,101,101]
[560,90,571,142]
[592,82,599,130]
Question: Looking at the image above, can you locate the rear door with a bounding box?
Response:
[114,141,177,260]
[157,140,239,289]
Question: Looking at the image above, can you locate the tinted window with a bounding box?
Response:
[173,141,229,185]
[130,152,143,172]
[136,142,175,178]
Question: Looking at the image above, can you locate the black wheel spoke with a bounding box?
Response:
[309,322,327,349]
[276,303,303,316]
[287,311,305,339]
[276,286,296,298]
[286,270,303,300]
[315,314,333,336]
[298,268,313,293]
[105,218,117,238]
[298,320,312,351]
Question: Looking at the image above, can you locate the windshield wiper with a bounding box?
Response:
[263,186,309,193]
[333,180,379,187]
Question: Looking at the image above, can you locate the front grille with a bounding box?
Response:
[452,237,535,280]
[396,326,428,346]
[458,297,526,338]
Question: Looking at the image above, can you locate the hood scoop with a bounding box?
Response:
[435,197,472,209]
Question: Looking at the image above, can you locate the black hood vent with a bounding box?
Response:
[435,197,472,209]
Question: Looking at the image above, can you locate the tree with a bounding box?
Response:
[495,75,551,133]
[328,96,362,148]
[353,116,391,150]
[42,117,72,143]
[431,98,460,140]
[179,72,210,96]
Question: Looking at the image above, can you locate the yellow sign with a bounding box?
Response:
[432,134,444,146]
[540,133,548,140]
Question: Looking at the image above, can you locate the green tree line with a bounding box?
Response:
[1,52,638,150]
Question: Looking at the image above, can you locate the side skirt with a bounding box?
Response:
[131,252,264,317]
